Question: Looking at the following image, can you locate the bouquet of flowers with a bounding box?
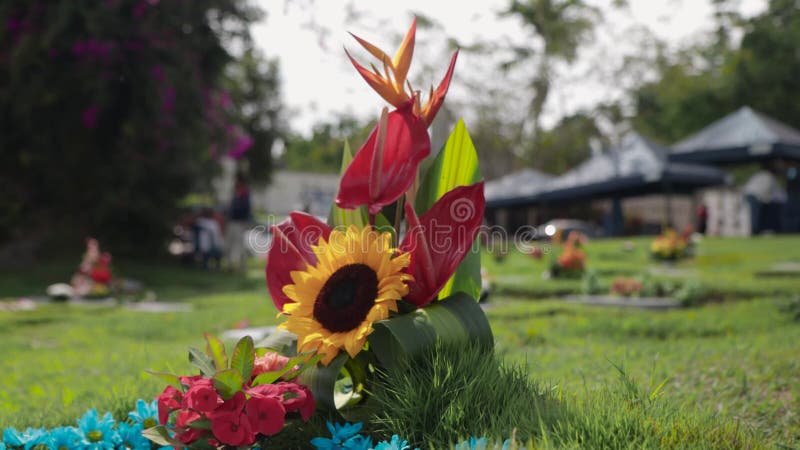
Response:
[70,238,114,298]
[262,17,492,413]
[146,17,492,446]
[144,334,317,448]
[548,231,587,278]
[650,228,689,261]
[609,276,643,297]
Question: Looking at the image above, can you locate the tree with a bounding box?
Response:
[501,0,599,152]
[281,115,374,174]
[0,0,281,256]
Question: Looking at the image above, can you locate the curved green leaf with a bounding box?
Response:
[368,293,493,371]
[204,332,228,370]
[188,347,215,377]
[213,369,244,400]
[230,336,255,381]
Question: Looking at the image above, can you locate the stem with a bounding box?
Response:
[393,195,405,247]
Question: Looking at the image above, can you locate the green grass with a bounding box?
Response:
[1,236,799,448]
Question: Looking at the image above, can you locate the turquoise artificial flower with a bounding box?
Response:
[117,422,150,450]
[127,399,159,429]
[76,410,120,450]
[47,426,84,450]
[374,435,418,450]
[2,427,47,450]
[310,422,372,450]
[454,437,512,450]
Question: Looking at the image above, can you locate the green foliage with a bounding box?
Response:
[282,115,373,174]
[0,1,282,254]
[631,0,800,142]
[366,342,559,448]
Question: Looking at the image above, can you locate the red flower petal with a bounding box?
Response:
[418,50,458,126]
[245,396,286,436]
[265,212,331,311]
[400,182,485,306]
[335,100,431,215]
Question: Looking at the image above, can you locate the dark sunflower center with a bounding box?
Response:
[314,263,379,333]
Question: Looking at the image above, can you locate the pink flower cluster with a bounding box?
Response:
[156,354,314,447]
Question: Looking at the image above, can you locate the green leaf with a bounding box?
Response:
[297,352,372,416]
[145,370,182,390]
[213,369,244,400]
[142,426,181,447]
[186,417,212,429]
[415,120,483,300]
[188,347,216,377]
[368,293,493,371]
[204,332,228,371]
[258,328,298,356]
[250,352,322,386]
[230,336,255,381]
[416,119,481,214]
[329,140,368,227]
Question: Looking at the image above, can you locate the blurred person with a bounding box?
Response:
[696,203,708,235]
[194,207,224,270]
[226,172,252,272]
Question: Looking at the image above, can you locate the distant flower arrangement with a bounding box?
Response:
[70,237,114,298]
[650,226,693,261]
[609,276,643,297]
[548,231,588,278]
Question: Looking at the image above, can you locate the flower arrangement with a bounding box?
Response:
[70,237,114,298]
[262,17,491,414]
[649,228,690,261]
[144,334,317,448]
[144,17,492,446]
[548,231,587,278]
[609,276,643,297]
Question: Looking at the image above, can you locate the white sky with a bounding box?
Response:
[252,0,767,138]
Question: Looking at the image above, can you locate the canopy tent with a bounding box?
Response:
[484,168,554,206]
[670,106,800,164]
[486,132,729,209]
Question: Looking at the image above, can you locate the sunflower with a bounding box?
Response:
[279,225,412,365]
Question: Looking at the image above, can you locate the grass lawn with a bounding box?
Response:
[1,236,799,447]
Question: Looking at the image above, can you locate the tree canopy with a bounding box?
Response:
[0,0,283,256]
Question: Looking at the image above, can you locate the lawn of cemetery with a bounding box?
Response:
[2,235,798,448]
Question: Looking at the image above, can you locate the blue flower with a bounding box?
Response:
[47,427,83,450]
[117,422,150,450]
[76,410,120,450]
[374,435,418,450]
[127,399,160,430]
[311,422,372,450]
[2,427,47,450]
[454,437,512,450]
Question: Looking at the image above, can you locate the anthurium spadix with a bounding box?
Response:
[335,100,430,215]
[400,182,485,307]
[346,17,458,126]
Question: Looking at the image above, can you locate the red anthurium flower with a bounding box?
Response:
[266,212,331,311]
[346,17,458,126]
[400,182,485,307]
[335,101,431,215]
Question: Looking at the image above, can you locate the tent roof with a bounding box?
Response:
[484,168,555,201]
[486,131,728,208]
[671,106,800,163]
